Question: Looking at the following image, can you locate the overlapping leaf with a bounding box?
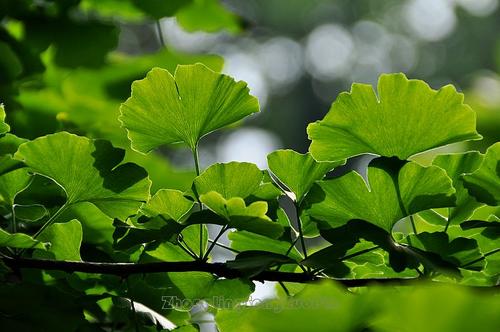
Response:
[462,142,500,206]
[304,158,456,232]
[119,63,259,153]
[14,132,151,219]
[141,189,194,222]
[308,73,481,162]
[267,150,344,202]
[0,105,9,135]
[432,151,484,225]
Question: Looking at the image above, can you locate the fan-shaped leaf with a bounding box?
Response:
[200,191,283,238]
[119,63,259,153]
[462,142,500,206]
[304,158,456,232]
[36,219,83,261]
[267,150,344,202]
[141,189,194,222]
[0,105,9,135]
[14,132,151,220]
[193,162,263,199]
[0,228,46,249]
[308,73,481,162]
[432,151,484,225]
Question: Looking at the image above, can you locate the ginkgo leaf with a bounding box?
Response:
[199,191,283,238]
[432,151,484,225]
[267,149,344,202]
[0,168,31,207]
[0,104,9,135]
[14,132,151,220]
[14,204,48,222]
[36,219,83,261]
[141,189,194,222]
[193,162,263,199]
[308,73,481,162]
[119,63,259,153]
[0,228,47,249]
[462,142,500,206]
[304,158,456,232]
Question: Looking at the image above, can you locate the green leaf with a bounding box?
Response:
[304,158,456,232]
[200,191,283,238]
[308,73,481,162]
[14,132,151,220]
[432,151,484,225]
[0,228,46,249]
[176,0,242,34]
[14,204,48,222]
[36,219,83,261]
[228,230,302,260]
[204,279,254,309]
[462,142,500,206]
[193,162,263,199]
[267,150,344,202]
[0,168,31,207]
[0,104,10,135]
[119,63,259,153]
[141,189,194,222]
[226,250,296,277]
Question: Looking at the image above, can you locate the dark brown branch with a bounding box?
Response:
[0,256,391,285]
[2,256,498,289]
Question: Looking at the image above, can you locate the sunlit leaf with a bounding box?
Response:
[267,149,344,202]
[141,189,194,222]
[193,162,263,199]
[462,142,500,206]
[14,132,151,220]
[200,191,283,238]
[304,158,456,232]
[0,228,46,249]
[432,151,484,225]
[36,219,83,261]
[308,73,481,162]
[0,104,9,134]
[120,63,259,153]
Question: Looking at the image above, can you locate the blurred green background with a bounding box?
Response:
[1,0,499,190]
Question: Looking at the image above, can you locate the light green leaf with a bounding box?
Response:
[432,151,484,225]
[176,0,242,33]
[0,104,10,135]
[141,189,194,222]
[119,63,259,152]
[14,132,151,220]
[228,230,302,260]
[308,73,481,162]
[0,168,31,207]
[462,142,500,206]
[267,150,344,202]
[304,158,456,232]
[0,228,46,249]
[193,162,263,199]
[200,191,283,238]
[37,219,83,261]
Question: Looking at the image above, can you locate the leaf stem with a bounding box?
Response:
[33,203,68,239]
[203,225,228,261]
[444,208,451,232]
[295,203,308,259]
[278,281,291,297]
[410,215,418,234]
[156,21,165,48]
[207,239,240,254]
[461,248,500,268]
[191,144,204,260]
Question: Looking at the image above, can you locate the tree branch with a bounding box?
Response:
[2,256,498,289]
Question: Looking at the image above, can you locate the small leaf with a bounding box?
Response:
[432,151,484,225]
[267,149,344,202]
[228,230,302,260]
[462,142,500,206]
[0,168,31,207]
[36,219,83,261]
[193,162,263,199]
[0,104,10,135]
[14,132,151,220]
[14,204,47,222]
[141,189,194,222]
[304,158,456,232]
[0,228,46,249]
[226,250,295,277]
[308,73,481,162]
[200,191,283,238]
[119,63,259,153]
